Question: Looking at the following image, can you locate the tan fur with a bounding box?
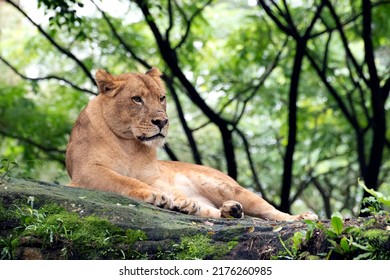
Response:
[66,68,318,221]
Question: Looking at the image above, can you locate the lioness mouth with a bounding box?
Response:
[137,134,165,142]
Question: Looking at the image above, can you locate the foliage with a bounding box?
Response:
[360,179,390,211]
[276,185,390,260]
[0,159,18,179]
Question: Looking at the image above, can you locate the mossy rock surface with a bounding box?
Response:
[1,177,388,259]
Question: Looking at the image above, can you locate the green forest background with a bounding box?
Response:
[0,0,389,219]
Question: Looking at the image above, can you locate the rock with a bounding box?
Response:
[1,177,389,260]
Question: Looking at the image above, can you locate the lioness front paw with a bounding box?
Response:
[220,200,244,218]
[146,192,174,209]
[173,198,200,215]
[297,211,318,221]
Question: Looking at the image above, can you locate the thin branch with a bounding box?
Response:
[234,128,267,200]
[324,0,369,86]
[91,0,152,69]
[311,177,332,218]
[322,29,332,71]
[306,49,358,129]
[233,38,288,125]
[164,76,202,164]
[216,37,287,125]
[192,121,212,132]
[173,0,213,50]
[281,0,294,27]
[383,77,390,101]
[362,0,380,90]
[0,130,65,154]
[303,1,326,39]
[4,0,95,85]
[165,0,174,41]
[0,129,66,166]
[257,0,294,36]
[290,175,313,208]
[0,55,97,95]
[311,7,360,39]
[163,143,179,161]
[311,0,389,39]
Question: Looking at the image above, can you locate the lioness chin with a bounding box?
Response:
[66,67,318,221]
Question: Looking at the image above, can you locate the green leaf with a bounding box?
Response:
[359,179,390,207]
[354,252,374,260]
[350,241,374,252]
[291,231,304,253]
[330,212,344,235]
[340,236,350,253]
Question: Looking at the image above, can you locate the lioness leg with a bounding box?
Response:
[71,165,175,209]
[195,176,317,221]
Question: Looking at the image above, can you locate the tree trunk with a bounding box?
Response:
[361,0,386,194]
[280,40,305,213]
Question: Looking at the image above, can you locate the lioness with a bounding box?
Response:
[66,68,317,221]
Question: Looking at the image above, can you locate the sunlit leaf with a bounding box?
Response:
[330,212,344,235]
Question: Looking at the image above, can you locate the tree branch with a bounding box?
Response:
[173,0,213,50]
[362,0,380,89]
[0,55,97,95]
[324,0,369,86]
[91,0,152,69]
[0,129,65,165]
[234,128,267,200]
[258,0,294,36]
[5,0,96,85]
[164,76,202,164]
[383,77,390,100]
[306,49,358,129]
[163,143,179,161]
[165,0,174,41]
[233,38,288,125]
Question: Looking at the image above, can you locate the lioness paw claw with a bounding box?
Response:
[220,200,244,219]
[147,192,174,209]
[174,198,200,215]
[298,211,318,221]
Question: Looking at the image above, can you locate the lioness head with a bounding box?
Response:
[95,67,168,147]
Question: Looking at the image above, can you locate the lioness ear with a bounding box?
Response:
[95,69,121,97]
[145,67,166,90]
[145,67,163,78]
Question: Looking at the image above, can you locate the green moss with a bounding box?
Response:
[0,201,149,259]
[360,228,390,252]
[0,200,18,223]
[361,229,388,241]
[40,203,67,215]
[363,218,377,227]
[176,235,214,259]
[162,234,238,260]
[125,229,148,245]
[0,201,12,222]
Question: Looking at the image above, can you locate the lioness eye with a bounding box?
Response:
[132,96,143,104]
[160,96,166,103]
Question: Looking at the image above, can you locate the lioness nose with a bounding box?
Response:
[151,118,169,130]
